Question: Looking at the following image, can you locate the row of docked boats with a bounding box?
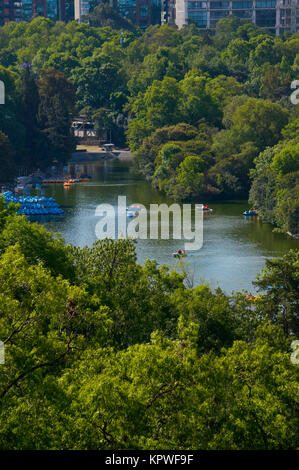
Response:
[43,174,92,186]
[1,192,64,216]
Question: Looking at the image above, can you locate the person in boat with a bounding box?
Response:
[177,249,186,256]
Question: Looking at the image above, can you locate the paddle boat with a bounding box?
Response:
[243,209,258,216]
[173,249,187,258]
[2,192,64,216]
[127,210,137,218]
[126,205,142,212]
[80,174,92,182]
[246,293,259,302]
[196,204,213,213]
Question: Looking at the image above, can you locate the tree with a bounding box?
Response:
[175,155,206,200]
[206,75,244,109]
[154,142,184,180]
[254,250,299,336]
[71,56,123,111]
[0,132,16,183]
[180,73,222,125]
[92,107,115,138]
[223,38,252,65]
[72,240,184,348]
[0,66,22,151]
[18,64,41,168]
[0,214,75,281]
[38,69,76,165]
[214,16,242,49]
[175,285,244,354]
[232,98,289,151]
[271,144,299,176]
[127,77,183,150]
[274,172,299,234]
[89,3,135,31]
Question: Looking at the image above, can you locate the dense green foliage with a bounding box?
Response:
[0,17,298,230]
[0,200,298,449]
[249,121,299,234]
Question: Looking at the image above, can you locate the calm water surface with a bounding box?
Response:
[41,159,298,294]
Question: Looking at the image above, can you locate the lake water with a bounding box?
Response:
[41,158,298,294]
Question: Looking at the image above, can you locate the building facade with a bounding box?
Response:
[0,0,22,25]
[74,0,162,27]
[1,0,298,33]
[0,0,74,25]
[118,0,136,23]
[161,0,175,23]
[175,0,299,35]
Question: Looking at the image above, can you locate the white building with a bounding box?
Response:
[74,0,91,22]
[175,0,299,35]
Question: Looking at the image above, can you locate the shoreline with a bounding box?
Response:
[287,232,299,240]
[70,145,133,163]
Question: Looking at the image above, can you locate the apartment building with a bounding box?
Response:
[175,0,299,35]
[74,0,161,26]
[0,0,74,25]
[1,0,298,34]
[0,0,22,24]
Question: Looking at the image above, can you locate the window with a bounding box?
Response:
[210,10,230,17]
[189,10,207,25]
[47,0,58,20]
[210,1,230,9]
[232,1,252,8]
[256,9,276,27]
[256,1,276,8]
[140,5,148,16]
[234,10,252,17]
[188,1,207,9]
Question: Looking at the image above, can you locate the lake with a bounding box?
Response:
[41,158,298,294]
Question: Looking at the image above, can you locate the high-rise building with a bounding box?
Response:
[57,0,74,20]
[175,0,299,35]
[0,0,22,25]
[119,0,136,23]
[74,0,162,26]
[0,0,74,25]
[136,0,161,26]
[161,0,175,23]
[1,0,297,33]
[21,0,58,21]
[74,0,120,23]
[136,0,151,26]
[74,0,90,22]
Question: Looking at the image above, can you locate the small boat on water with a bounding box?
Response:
[173,249,187,258]
[127,210,137,218]
[246,293,259,301]
[196,204,213,213]
[126,205,142,211]
[80,174,92,182]
[243,209,258,216]
[43,177,79,184]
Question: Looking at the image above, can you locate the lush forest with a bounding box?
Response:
[0,16,298,450]
[0,16,298,232]
[0,198,298,449]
